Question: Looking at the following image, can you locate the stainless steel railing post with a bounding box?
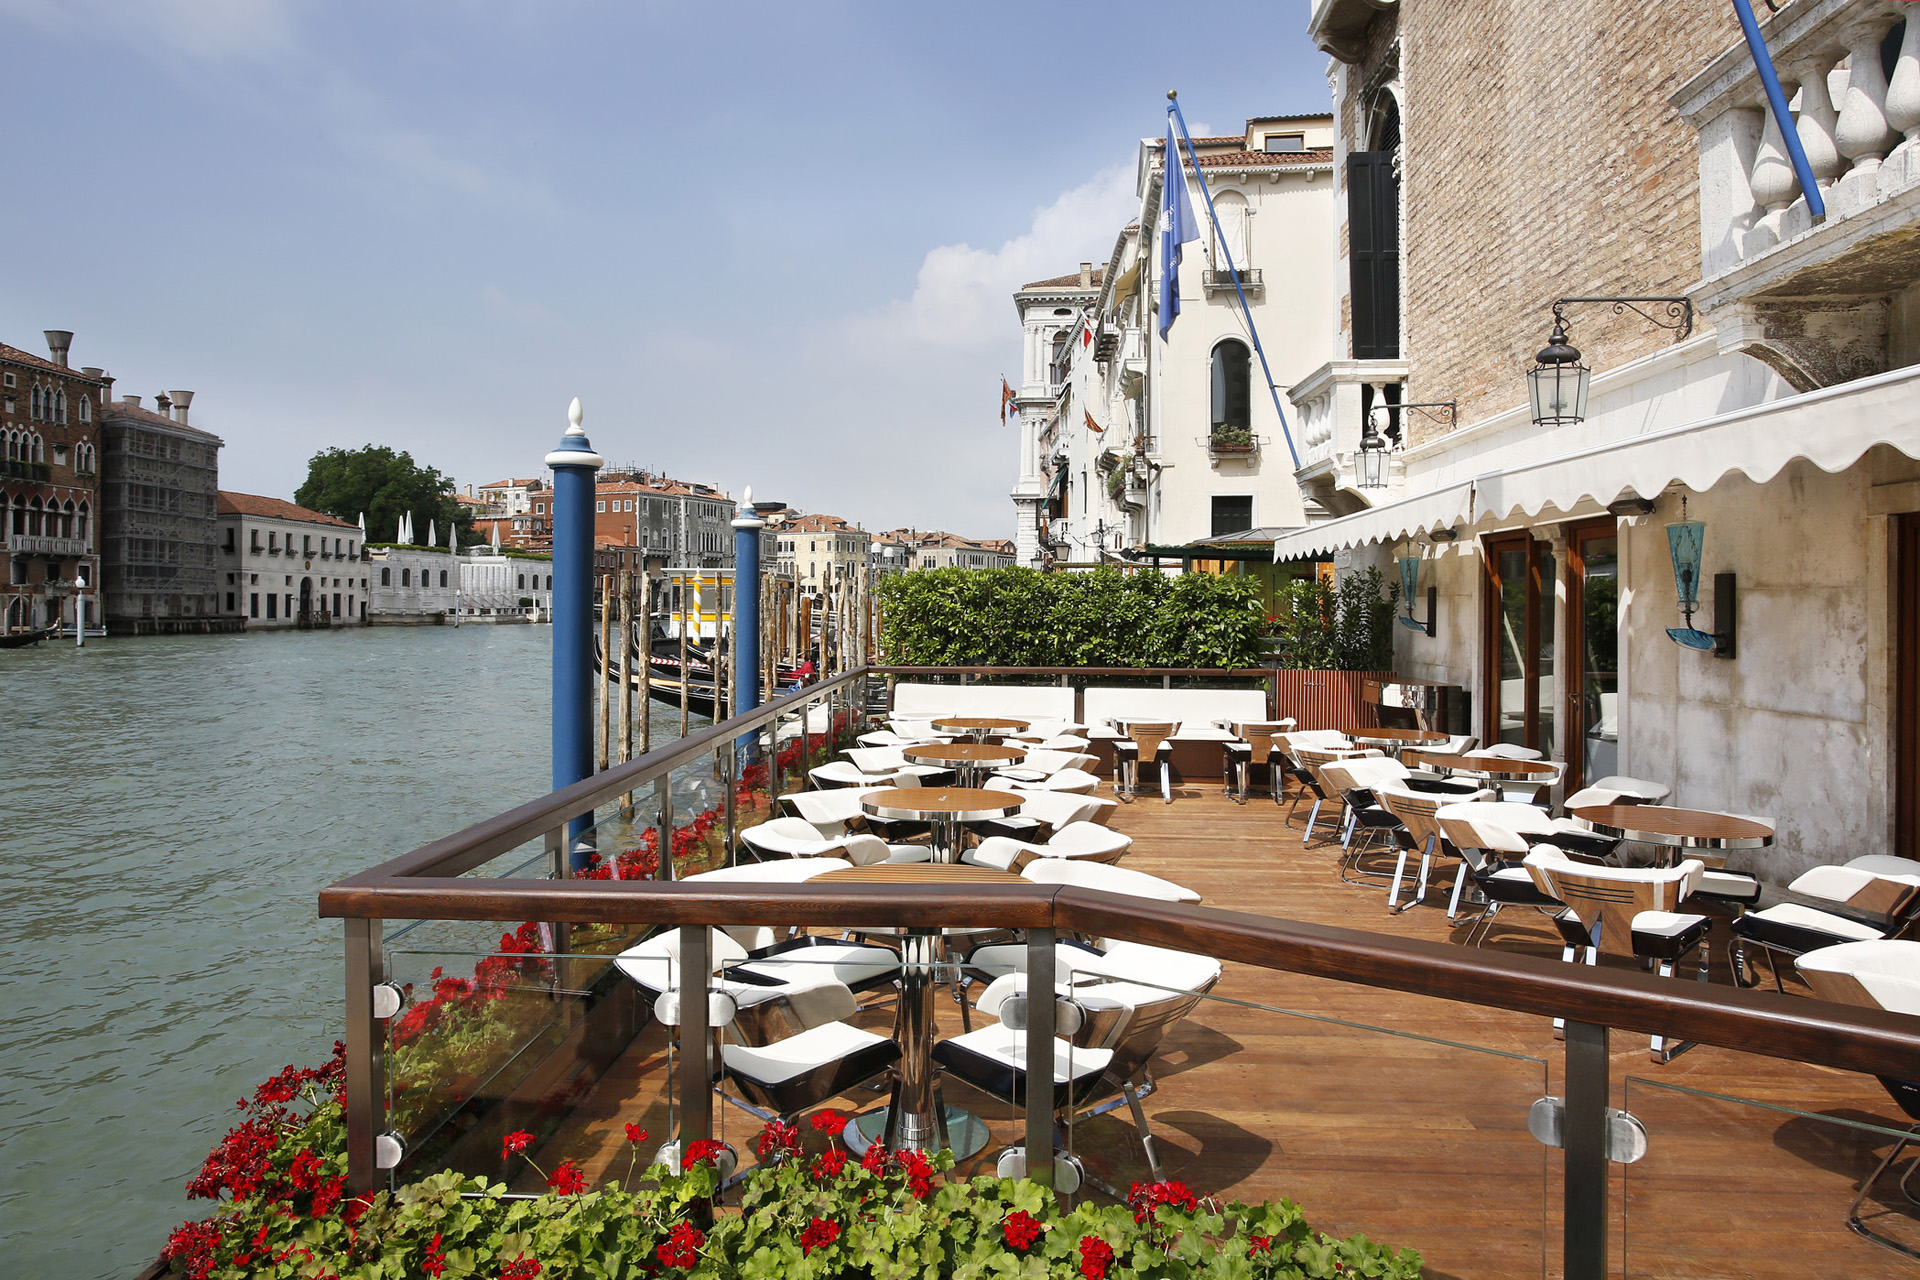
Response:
[1024,927,1056,1190]
[1563,1020,1609,1280]
[343,917,386,1196]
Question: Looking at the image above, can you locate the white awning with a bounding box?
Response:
[1273,363,1920,561]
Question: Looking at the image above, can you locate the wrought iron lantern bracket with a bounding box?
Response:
[1549,296,1694,340]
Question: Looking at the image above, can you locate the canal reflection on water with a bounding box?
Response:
[0,625,707,1280]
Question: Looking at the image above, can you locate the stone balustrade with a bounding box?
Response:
[1285,358,1409,516]
[1674,0,1920,390]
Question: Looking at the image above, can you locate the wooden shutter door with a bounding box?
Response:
[1347,152,1401,360]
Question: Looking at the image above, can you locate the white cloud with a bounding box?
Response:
[0,0,296,61]
[863,165,1138,350]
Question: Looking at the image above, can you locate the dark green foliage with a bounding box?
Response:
[876,567,1267,669]
[294,445,477,546]
[1271,568,1398,672]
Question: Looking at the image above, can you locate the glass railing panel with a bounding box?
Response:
[1622,1071,1920,1278]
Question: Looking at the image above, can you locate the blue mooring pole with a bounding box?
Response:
[545,396,604,869]
[731,487,765,743]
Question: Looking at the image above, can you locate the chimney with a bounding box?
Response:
[80,367,103,379]
[155,394,172,417]
[44,330,72,368]
[1079,262,1092,288]
[122,395,142,408]
[168,390,193,425]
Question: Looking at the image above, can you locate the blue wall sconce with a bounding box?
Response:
[1665,500,1735,657]
[1397,554,1437,636]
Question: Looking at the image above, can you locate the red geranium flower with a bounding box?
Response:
[1079,1235,1115,1280]
[754,1119,801,1160]
[498,1257,542,1280]
[809,1109,846,1133]
[502,1130,535,1159]
[860,1142,890,1174]
[1249,1234,1273,1255]
[812,1148,847,1179]
[422,1232,449,1278]
[799,1216,842,1255]
[682,1138,729,1170]
[546,1159,587,1195]
[656,1221,705,1269]
[624,1123,649,1145]
[1003,1210,1046,1252]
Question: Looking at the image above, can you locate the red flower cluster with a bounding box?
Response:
[499,1256,542,1280]
[625,1123,649,1145]
[1249,1234,1273,1255]
[799,1216,842,1255]
[809,1109,846,1133]
[502,1130,536,1159]
[812,1148,847,1179]
[1003,1210,1046,1252]
[754,1119,801,1161]
[656,1221,706,1269]
[1079,1235,1115,1279]
[1127,1178,1199,1222]
[393,924,551,1047]
[682,1138,729,1170]
[162,1221,225,1280]
[546,1159,587,1195]
[422,1231,449,1278]
[854,1142,933,1198]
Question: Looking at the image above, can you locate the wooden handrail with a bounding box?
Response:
[871,666,1274,678]
[318,872,1920,1082]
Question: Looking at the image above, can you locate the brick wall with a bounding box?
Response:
[1342,1,1745,444]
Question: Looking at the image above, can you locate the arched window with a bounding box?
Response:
[54,389,66,424]
[8,496,21,535]
[438,570,447,588]
[1210,190,1250,271]
[27,498,42,536]
[3,431,14,461]
[1210,339,1252,431]
[60,500,74,538]
[545,575,552,590]
[401,568,411,586]
[29,386,41,421]
[77,395,89,424]
[32,434,44,463]
[75,502,88,540]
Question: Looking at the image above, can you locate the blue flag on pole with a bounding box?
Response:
[1158,117,1201,341]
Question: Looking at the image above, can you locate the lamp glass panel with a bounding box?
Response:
[1666,520,1705,613]
[1398,556,1420,610]
[1356,445,1387,489]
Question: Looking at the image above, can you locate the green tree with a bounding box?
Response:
[294,445,475,546]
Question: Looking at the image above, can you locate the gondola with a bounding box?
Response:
[0,628,52,649]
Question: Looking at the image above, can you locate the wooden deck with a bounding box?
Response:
[531,784,1920,1279]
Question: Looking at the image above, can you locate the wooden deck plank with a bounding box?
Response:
[528,783,1920,1279]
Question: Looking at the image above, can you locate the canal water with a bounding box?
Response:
[0,625,704,1280]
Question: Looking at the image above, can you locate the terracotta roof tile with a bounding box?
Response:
[0,344,108,382]
[1020,266,1106,291]
[216,490,358,529]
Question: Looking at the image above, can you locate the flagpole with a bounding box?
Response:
[1166,90,1301,469]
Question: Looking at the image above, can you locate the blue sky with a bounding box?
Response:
[0,0,1329,537]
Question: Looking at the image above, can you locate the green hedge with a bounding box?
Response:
[876,567,1266,669]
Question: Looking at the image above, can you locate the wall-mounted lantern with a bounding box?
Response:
[1356,409,1391,489]
[1665,497,1734,657]
[1397,551,1436,636]
[1528,297,1693,429]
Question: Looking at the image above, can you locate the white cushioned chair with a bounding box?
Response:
[965,821,1132,872]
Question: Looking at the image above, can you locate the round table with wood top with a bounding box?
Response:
[1568,804,1774,866]
[1421,754,1562,785]
[804,859,1015,1159]
[1342,726,1451,757]
[901,743,1027,789]
[931,716,1031,743]
[861,786,1025,864]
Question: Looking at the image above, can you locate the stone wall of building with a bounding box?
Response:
[1345,2,1743,443]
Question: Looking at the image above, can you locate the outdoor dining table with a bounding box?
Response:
[1421,754,1562,785]
[806,860,1011,1159]
[901,742,1027,789]
[860,786,1025,864]
[1342,726,1451,756]
[1567,804,1774,866]
[932,716,1030,742]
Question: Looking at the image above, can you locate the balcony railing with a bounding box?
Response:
[1285,359,1410,514]
[2,460,52,482]
[3,533,90,556]
[317,663,1920,1280]
[1674,0,1920,387]
[1201,266,1262,294]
